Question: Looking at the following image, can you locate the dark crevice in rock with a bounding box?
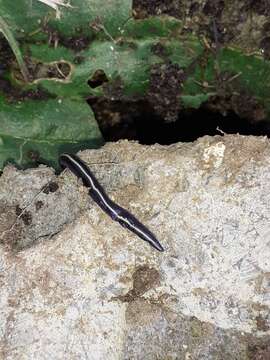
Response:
[87,96,270,145]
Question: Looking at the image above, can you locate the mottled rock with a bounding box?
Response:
[0,135,269,359]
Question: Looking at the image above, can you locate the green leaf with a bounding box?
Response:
[0,96,103,169]
[181,94,213,109]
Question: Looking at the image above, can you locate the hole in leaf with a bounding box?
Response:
[13,60,72,82]
[88,70,109,88]
[33,61,71,80]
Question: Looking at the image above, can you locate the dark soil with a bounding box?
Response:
[146,63,184,122]
[2,1,270,145]
[132,0,183,19]
[88,0,270,143]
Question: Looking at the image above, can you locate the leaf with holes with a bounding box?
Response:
[1,0,270,169]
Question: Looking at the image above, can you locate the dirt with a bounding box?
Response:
[0,36,14,76]
[260,35,270,59]
[35,201,44,211]
[146,62,185,122]
[241,0,270,16]
[132,0,270,50]
[132,0,183,19]
[116,265,161,302]
[0,202,22,250]
[247,342,270,360]
[88,69,109,89]
[150,42,171,60]
[59,34,92,52]
[42,182,59,194]
[43,24,94,51]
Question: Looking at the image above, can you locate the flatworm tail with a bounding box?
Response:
[116,206,164,252]
[59,153,165,252]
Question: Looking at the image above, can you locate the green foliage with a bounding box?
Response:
[0,96,102,168]
[0,0,270,169]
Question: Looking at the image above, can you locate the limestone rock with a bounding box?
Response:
[0,135,269,359]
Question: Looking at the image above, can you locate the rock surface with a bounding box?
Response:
[0,135,270,359]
